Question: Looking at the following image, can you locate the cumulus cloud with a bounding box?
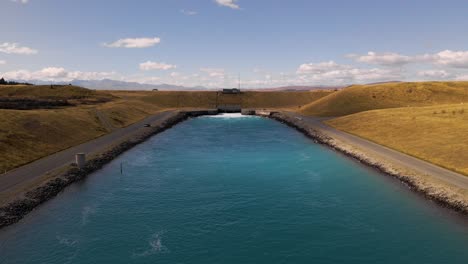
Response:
[215,0,240,9]
[103,37,161,48]
[422,50,468,68]
[200,68,225,77]
[0,42,38,55]
[0,67,116,82]
[297,61,401,84]
[170,72,181,78]
[140,61,177,71]
[348,51,412,66]
[11,0,29,4]
[180,9,197,15]
[297,61,351,74]
[417,70,452,79]
[350,50,468,69]
[455,74,468,81]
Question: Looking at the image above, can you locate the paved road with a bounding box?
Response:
[0,110,177,193]
[285,112,468,190]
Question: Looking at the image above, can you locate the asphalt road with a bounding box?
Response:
[285,112,468,190]
[0,110,177,193]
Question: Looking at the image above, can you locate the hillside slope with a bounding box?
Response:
[109,90,333,109]
[300,82,468,116]
[327,104,468,175]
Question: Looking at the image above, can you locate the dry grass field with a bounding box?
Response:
[0,84,114,103]
[0,86,164,172]
[300,82,468,116]
[240,91,333,109]
[108,90,333,109]
[327,104,468,175]
[0,107,106,173]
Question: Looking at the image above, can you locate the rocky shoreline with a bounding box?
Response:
[268,112,468,215]
[0,110,217,229]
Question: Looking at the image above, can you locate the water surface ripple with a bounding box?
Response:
[0,114,467,263]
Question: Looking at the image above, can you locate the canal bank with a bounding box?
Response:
[0,109,218,228]
[266,111,468,215]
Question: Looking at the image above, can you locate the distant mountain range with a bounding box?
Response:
[255,85,343,91]
[70,79,209,91]
[22,78,342,91]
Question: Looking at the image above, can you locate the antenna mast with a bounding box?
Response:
[238,73,241,90]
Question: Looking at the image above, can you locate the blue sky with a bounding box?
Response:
[1,0,468,88]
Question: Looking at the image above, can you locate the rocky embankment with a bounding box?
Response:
[268,112,468,215]
[0,110,217,229]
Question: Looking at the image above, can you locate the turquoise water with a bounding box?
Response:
[0,114,467,263]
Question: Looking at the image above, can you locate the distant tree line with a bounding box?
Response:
[0,77,32,85]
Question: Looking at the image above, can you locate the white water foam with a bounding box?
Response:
[56,235,79,247]
[133,231,169,257]
[208,113,252,119]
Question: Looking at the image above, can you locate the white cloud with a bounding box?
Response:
[297,61,351,74]
[417,70,452,79]
[348,51,412,66]
[297,61,401,84]
[455,74,468,81]
[140,61,177,71]
[181,9,197,15]
[11,0,29,4]
[349,50,468,69]
[0,60,5,65]
[170,72,181,78]
[200,68,225,77]
[37,67,68,78]
[103,37,161,48]
[1,67,116,82]
[423,50,468,68]
[215,0,240,9]
[0,42,38,55]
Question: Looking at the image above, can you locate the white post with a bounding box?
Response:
[76,153,86,169]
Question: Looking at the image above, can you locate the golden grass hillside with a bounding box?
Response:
[327,104,468,175]
[0,99,167,172]
[109,90,333,109]
[115,91,219,108]
[0,85,163,171]
[240,91,333,108]
[0,84,113,102]
[0,108,107,172]
[300,82,468,117]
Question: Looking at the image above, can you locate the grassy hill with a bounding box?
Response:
[0,108,107,173]
[109,90,333,109]
[327,104,468,175]
[300,82,468,117]
[0,85,162,172]
[0,84,112,100]
[240,91,333,108]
